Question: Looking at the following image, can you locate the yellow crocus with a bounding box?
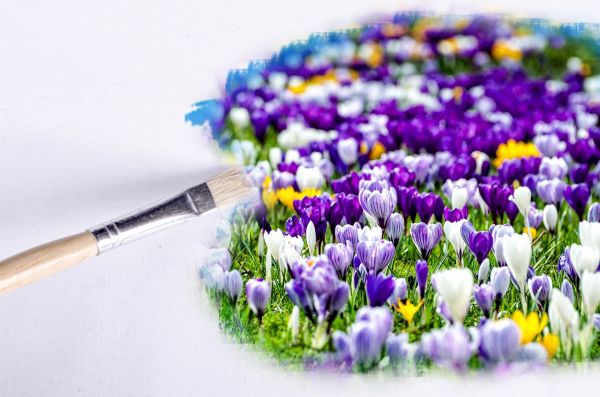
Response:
[394,299,423,325]
[275,186,322,210]
[539,333,560,359]
[369,141,386,160]
[522,227,538,240]
[512,310,548,344]
[491,40,522,62]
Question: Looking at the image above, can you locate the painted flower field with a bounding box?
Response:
[193,14,600,374]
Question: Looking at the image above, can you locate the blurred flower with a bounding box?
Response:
[432,268,473,324]
[416,259,429,299]
[512,310,547,344]
[564,184,590,220]
[420,325,473,372]
[474,284,494,317]
[480,319,521,364]
[246,278,272,323]
[366,273,395,307]
[224,270,243,303]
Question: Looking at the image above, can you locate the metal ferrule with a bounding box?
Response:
[90,183,216,253]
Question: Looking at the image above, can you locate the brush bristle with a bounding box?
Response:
[206,167,254,208]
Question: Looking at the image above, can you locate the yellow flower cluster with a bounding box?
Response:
[275,186,322,210]
[491,40,523,62]
[511,310,559,359]
[493,139,540,168]
[522,226,538,240]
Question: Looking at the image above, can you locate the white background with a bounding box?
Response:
[1,1,600,396]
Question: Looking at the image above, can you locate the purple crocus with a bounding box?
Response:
[356,239,396,274]
[444,206,468,222]
[358,184,397,228]
[479,183,512,223]
[558,247,579,285]
[366,273,395,307]
[246,278,272,323]
[561,279,575,304]
[224,270,243,304]
[325,242,354,279]
[385,213,405,246]
[335,223,359,249]
[416,259,429,299]
[564,183,590,220]
[479,319,521,364]
[415,192,444,223]
[411,222,443,260]
[388,277,408,305]
[528,205,543,229]
[467,231,493,264]
[420,325,473,372]
[536,178,566,205]
[528,275,551,310]
[396,186,418,221]
[588,202,600,222]
[490,267,511,308]
[386,333,410,363]
[336,193,363,225]
[474,284,494,318]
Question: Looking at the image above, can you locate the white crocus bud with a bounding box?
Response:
[285,149,301,163]
[337,138,359,165]
[431,268,474,325]
[296,165,325,191]
[269,147,283,169]
[510,186,531,219]
[358,225,383,242]
[231,139,257,166]
[451,187,468,209]
[582,272,600,318]
[288,306,300,342]
[478,258,490,284]
[543,204,558,233]
[549,288,579,349]
[229,107,250,129]
[264,229,284,262]
[307,221,317,256]
[503,233,531,292]
[265,249,273,282]
[444,220,467,265]
[579,221,600,252]
[569,243,600,277]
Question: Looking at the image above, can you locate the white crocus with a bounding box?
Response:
[278,236,304,278]
[231,139,257,165]
[306,221,317,256]
[269,147,283,169]
[451,187,468,209]
[432,268,474,325]
[358,225,383,242]
[542,204,558,233]
[478,258,490,284]
[229,107,250,129]
[549,288,579,354]
[443,219,467,266]
[503,233,531,311]
[569,243,600,277]
[337,138,359,165]
[510,186,531,219]
[285,149,301,163]
[264,229,284,262]
[296,165,325,191]
[579,221,600,252]
[581,272,600,318]
[288,306,300,342]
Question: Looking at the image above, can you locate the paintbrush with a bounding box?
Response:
[0,167,254,294]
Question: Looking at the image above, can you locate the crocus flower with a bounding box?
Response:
[558,247,579,285]
[579,221,600,252]
[296,165,325,191]
[306,221,317,255]
[337,138,359,166]
[411,222,443,260]
[509,186,531,222]
[356,239,395,274]
[358,184,397,228]
[536,178,566,205]
[246,278,272,323]
[385,213,405,246]
[569,243,600,277]
[480,319,521,364]
[420,325,473,372]
[444,219,468,267]
[581,272,600,318]
[467,231,493,264]
[444,206,468,222]
[588,202,600,222]
[264,229,285,261]
[561,279,575,304]
[542,204,558,233]
[564,183,590,220]
[224,270,243,303]
[478,258,490,284]
[528,275,552,310]
[474,284,494,317]
[388,277,408,305]
[548,288,579,349]
[386,333,411,363]
[325,242,354,279]
[335,223,359,249]
[416,259,429,299]
[527,205,543,229]
[491,266,511,304]
[415,192,444,223]
[539,157,568,179]
[503,233,531,294]
[366,273,395,307]
[431,268,473,325]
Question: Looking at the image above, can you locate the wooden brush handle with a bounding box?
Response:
[0,232,98,294]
